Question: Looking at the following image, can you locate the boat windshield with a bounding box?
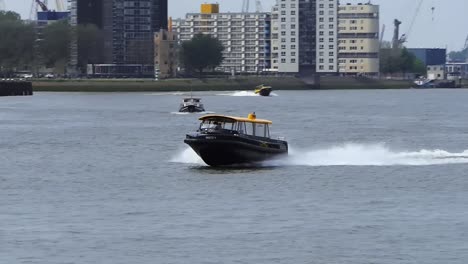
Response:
[199,119,270,137]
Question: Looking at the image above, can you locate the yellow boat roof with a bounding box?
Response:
[199,114,273,124]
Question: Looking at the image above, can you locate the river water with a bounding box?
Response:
[1,90,468,264]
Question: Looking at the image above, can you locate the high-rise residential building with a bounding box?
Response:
[298,0,316,73]
[174,4,271,74]
[316,0,338,73]
[270,5,280,71]
[338,3,379,76]
[71,0,168,77]
[273,0,338,74]
[275,0,299,73]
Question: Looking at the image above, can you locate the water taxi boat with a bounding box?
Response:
[179,97,205,113]
[254,84,272,96]
[184,113,288,166]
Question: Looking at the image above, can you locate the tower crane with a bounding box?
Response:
[255,0,263,12]
[55,0,65,12]
[392,19,402,49]
[393,0,424,48]
[242,0,250,13]
[35,0,49,12]
[379,24,385,45]
[464,35,468,50]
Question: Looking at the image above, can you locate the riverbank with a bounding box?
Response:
[32,76,424,92]
[33,77,308,92]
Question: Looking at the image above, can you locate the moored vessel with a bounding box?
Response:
[184,113,288,166]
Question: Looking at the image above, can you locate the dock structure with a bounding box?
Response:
[0,80,33,97]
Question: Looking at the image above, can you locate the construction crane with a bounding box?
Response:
[465,35,468,50]
[393,0,424,49]
[379,24,385,45]
[242,0,250,13]
[392,19,402,49]
[35,0,49,12]
[402,0,424,44]
[0,0,6,11]
[255,0,263,12]
[55,0,65,12]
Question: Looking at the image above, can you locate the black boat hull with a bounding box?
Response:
[256,88,272,96]
[185,134,288,166]
[179,105,205,113]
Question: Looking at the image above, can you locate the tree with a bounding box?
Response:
[380,47,426,76]
[448,49,467,62]
[39,19,72,73]
[180,33,224,77]
[0,11,35,75]
[77,23,103,72]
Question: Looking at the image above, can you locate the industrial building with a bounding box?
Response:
[69,0,168,77]
[337,3,380,76]
[173,3,271,74]
[407,48,446,66]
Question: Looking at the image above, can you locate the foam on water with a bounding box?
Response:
[173,143,468,167]
[171,148,205,165]
[145,92,185,96]
[218,91,259,97]
[170,111,215,115]
[268,143,468,166]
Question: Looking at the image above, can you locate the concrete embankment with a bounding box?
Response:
[33,77,309,92]
[32,76,423,92]
[0,80,33,96]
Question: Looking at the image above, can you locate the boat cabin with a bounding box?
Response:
[183,98,201,103]
[198,113,272,138]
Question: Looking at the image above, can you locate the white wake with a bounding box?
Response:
[172,143,468,167]
[218,91,258,97]
[268,143,468,166]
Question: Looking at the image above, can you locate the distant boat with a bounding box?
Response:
[184,113,288,166]
[254,84,272,96]
[179,97,205,113]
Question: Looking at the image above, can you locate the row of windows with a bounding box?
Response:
[319,38,335,43]
[318,65,336,70]
[319,45,335,50]
[318,58,335,63]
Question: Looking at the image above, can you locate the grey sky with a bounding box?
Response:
[4,0,467,51]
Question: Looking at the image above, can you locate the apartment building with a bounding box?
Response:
[174,4,271,73]
[274,0,338,74]
[316,0,338,73]
[275,0,299,72]
[71,0,168,77]
[338,3,379,76]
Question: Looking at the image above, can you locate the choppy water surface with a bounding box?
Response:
[1,90,468,264]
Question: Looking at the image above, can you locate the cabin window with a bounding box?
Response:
[235,122,246,134]
[246,122,255,136]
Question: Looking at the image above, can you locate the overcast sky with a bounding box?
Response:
[4,0,467,51]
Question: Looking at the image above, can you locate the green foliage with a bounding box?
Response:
[380,47,426,76]
[77,23,103,72]
[39,19,72,72]
[0,11,36,73]
[180,33,224,77]
[448,49,467,62]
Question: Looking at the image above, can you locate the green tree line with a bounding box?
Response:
[380,42,426,76]
[0,10,101,76]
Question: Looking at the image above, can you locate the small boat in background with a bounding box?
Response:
[179,97,205,113]
[254,84,272,96]
[184,113,288,166]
